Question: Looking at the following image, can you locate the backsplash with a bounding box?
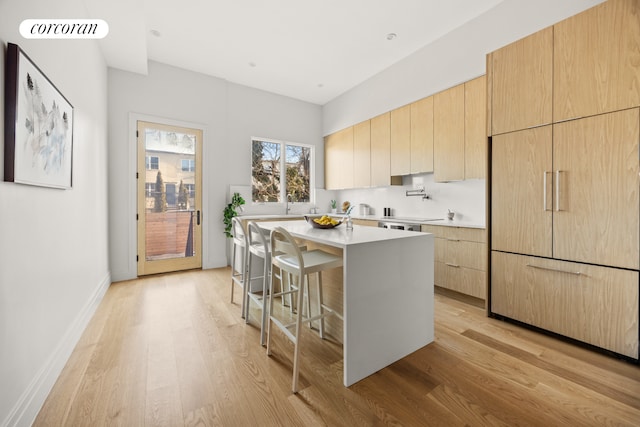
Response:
[230,173,486,226]
[336,173,486,226]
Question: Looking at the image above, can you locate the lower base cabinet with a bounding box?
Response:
[491,251,639,359]
[424,225,487,300]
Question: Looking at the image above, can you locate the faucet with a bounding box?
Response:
[286,193,293,214]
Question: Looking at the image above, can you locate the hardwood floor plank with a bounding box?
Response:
[33,267,640,427]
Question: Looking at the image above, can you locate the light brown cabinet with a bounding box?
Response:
[423,224,487,300]
[492,251,639,359]
[410,96,434,174]
[493,109,639,269]
[554,0,640,122]
[434,84,465,182]
[324,76,484,187]
[353,120,371,188]
[370,112,400,187]
[352,219,378,227]
[390,105,411,176]
[489,0,640,360]
[324,126,353,190]
[490,27,553,135]
[464,76,486,179]
[492,125,553,258]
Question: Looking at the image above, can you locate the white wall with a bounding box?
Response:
[108,62,323,281]
[0,1,110,426]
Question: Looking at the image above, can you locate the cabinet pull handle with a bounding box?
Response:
[446,238,460,242]
[527,263,581,276]
[543,171,550,211]
[555,170,562,211]
[445,262,460,268]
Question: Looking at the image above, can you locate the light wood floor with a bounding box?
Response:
[34,268,640,426]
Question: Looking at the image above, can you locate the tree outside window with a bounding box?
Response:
[251,139,312,203]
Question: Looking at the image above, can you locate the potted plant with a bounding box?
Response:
[330,199,337,214]
[223,192,246,238]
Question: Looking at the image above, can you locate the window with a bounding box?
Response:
[251,138,312,203]
[145,183,155,197]
[146,156,159,170]
[181,159,195,172]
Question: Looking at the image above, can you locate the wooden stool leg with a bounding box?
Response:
[292,272,305,393]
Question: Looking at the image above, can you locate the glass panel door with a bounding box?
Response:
[137,121,202,276]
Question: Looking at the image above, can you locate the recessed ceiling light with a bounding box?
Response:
[249,62,257,67]
[386,33,397,41]
[150,29,162,37]
[317,83,324,88]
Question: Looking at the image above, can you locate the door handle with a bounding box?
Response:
[527,263,581,276]
[555,170,563,211]
[197,210,201,225]
[543,171,551,211]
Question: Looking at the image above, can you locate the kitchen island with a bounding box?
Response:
[256,219,434,387]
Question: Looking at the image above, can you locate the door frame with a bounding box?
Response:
[128,113,208,278]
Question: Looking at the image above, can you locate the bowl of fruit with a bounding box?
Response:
[305,215,343,229]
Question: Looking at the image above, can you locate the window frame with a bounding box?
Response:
[250,137,314,205]
[146,155,159,170]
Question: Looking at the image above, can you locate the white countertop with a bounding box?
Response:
[351,215,485,229]
[238,213,485,229]
[256,219,429,248]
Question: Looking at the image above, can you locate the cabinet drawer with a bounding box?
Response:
[491,251,639,359]
[434,237,486,271]
[435,261,486,299]
[422,225,486,243]
[352,219,378,227]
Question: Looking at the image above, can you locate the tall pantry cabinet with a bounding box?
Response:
[488,0,640,359]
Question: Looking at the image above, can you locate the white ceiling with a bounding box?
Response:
[87,0,505,105]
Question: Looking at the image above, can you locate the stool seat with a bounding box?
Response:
[274,250,342,275]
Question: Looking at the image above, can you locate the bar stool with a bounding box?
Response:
[244,221,271,345]
[229,217,248,317]
[267,226,343,393]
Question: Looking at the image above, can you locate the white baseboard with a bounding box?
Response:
[1,272,111,427]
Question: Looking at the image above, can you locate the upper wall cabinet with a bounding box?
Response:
[390,104,412,176]
[324,126,353,190]
[464,75,487,179]
[490,27,553,135]
[410,96,434,174]
[353,120,371,188]
[324,76,485,188]
[554,0,640,122]
[370,112,393,187]
[434,84,465,182]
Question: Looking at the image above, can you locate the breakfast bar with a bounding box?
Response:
[256,219,434,386]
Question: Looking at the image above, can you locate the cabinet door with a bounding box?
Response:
[491,251,639,359]
[464,75,487,179]
[324,133,339,190]
[553,109,640,269]
[491,27,553,135]
[390,104,411,176]
[554,0,640,122]
[434,84,465,182]
[353,120,371,188]
[324,127,353,190]
[371,112,391,187]
[491,126,552,257]
[410,96,434,174]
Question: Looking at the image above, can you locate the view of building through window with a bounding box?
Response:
[251,139,311,203]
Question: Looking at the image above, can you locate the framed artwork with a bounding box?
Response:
[4,42,73,189]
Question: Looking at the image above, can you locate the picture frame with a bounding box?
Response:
[4,42,73,189]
